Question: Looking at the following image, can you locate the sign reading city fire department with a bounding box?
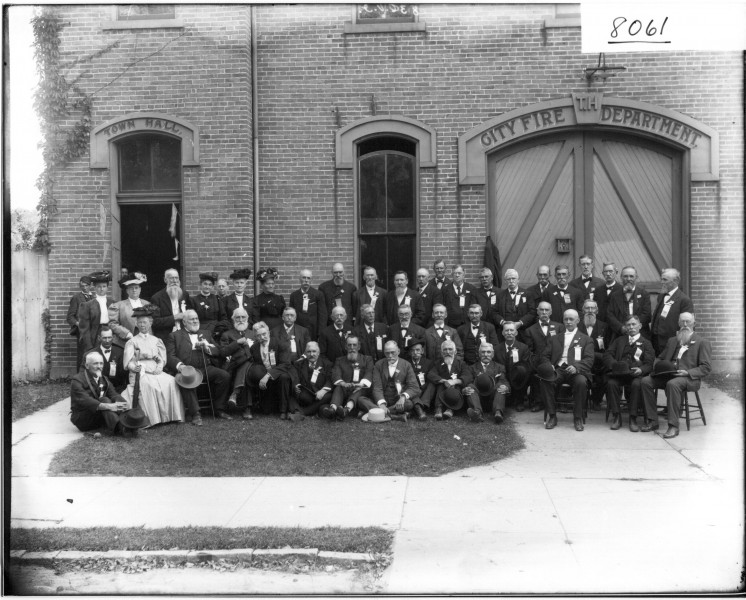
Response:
[459,94,718,184]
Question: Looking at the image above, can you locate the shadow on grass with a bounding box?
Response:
[49,414,525,477]
[12,380,70,422]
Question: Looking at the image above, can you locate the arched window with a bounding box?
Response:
[358,136,417,289]
[115,134,182,299]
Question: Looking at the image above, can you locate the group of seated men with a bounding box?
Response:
[69,256,710,440]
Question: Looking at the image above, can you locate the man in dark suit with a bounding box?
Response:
[383,271,426,326]
[427,339,472,420]
[190,272,226,341]
[440,264,479,329]
[77,271,115,360]
[606,266,652,342]
[548,265,584,321]
[94,326,127,392]
[353,266,387,325]
[353,303,389,362]
[387,305,426,361]
[166,309,231,423]
[524,265,556,316]
[431,259,451,291]
[641,312,711,438]
[492,269,534,343]
[247,320,294,418]
[578,299,611,409]
[603,314,656,431]
[414,267,441,328]
[538,309,594,431]
[70,351,130,435]
[593,263,622,323]
[494,322,532,412]
[271,307,311,363]
[67,275,93,369]
[524,301,564,412]
[406,339,434,420]
[474,267,501,317]
[361,341,420,421]
[319,306,354,363]
[457,304,499,365]
[289,269,327,340]
[289,341,333,420]
[319,263,356,328]
[569,255,605,300]
[463,342,510,424]
[323,335,374,420]
[220,268,253,335]
[219,307,255,419]
[150,268,191,342]
[423,304,464,361]
[651,268,695,355]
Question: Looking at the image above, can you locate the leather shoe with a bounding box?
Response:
[467,408,483,423]
[434,409,443,421]
[610,413,622,430]
[545,415,557,429]
[335,405,347,421]
[320,405,335,420]
[494,409,504,424]
[216,411,232,421]
[241,408,253,420]
[530,403,543,413]
[574,418,584,432]
[663,425,679,439]
[191,415,203,427]
[640,420,659,432]
[289,412,305,423]
[515,400,525,412]
[443,409,453,420]
[391,412,408,423]
[414,404,427,420]
[628,417,640,432]
[280,412,288,420]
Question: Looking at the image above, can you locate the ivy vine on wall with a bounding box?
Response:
[32,8,92,252]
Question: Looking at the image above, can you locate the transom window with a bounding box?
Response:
[356,4,417,23]
[117,135,181,195]
[117,5,175,21]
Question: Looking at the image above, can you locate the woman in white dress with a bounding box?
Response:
[108,272,151,348]
[122,306,185,426]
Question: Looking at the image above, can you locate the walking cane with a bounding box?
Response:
[199,338,216,418]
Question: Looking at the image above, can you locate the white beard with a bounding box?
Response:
[677,329,693,345]
[234,322,248,333]
[167,285,182,301]
[584,315,596,327]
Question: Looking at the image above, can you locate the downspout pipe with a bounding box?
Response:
[251,6,260,294]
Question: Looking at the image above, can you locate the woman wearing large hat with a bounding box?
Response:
[252,267,286,331]
[121,305,185,427]
[108,272,151,348]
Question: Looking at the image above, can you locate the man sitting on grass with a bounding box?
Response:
[321,335,373,421]
[359,340,419,422]
[70,351,133,436]
[427,339,472,420]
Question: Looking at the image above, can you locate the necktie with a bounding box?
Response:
[368,326,373,335]
[457,285,462,296]
[339,330,344,338]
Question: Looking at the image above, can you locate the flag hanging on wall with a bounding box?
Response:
[484,235,502,288]
[169,203,180,261]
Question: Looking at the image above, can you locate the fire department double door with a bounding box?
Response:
[488,131,685,290]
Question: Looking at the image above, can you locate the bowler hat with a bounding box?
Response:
[175,365,203,389]
[653,360,678,378]
[535,363,557,382]
[408,338,425,348]
[362,407,391,422]
[441,386,464,411]
[118,271,147,289]
[89,270,111,284]
[132,305,159,319]
[611,361,632,376]
[474,372,496,396]
[507,364,531,390]
[230,268,252,280]
[120,406,150,429]
[199,272,218,284]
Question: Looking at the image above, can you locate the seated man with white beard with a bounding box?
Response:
[578,299,611,409]
[427,339,472,420]
[70,351,131,435]
[640,313,711,439]
[220,308,256,419]
[360,341,419,422]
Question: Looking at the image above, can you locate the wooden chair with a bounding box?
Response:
[655,389,706,430]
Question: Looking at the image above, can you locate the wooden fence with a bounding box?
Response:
[11,250,49,382]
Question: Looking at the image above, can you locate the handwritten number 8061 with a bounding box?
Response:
[611,17,668,38]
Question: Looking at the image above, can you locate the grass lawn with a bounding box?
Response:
[11,380,70,422]
[49,413,525,477]
[11,525,393,553]
[707,371,743,402]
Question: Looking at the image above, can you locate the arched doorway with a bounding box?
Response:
[488,130,684,289]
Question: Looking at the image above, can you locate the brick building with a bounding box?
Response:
[45,4,743,377]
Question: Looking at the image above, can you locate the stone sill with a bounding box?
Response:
[544,16,581,28]
[344,21,427,34]
[102,19,185,31]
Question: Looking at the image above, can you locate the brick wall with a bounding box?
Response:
[46,4,743,373]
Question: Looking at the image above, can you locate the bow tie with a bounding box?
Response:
[436,327,443,331]
[583,277,592,282]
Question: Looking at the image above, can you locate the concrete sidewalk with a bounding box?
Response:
[10,383,745,594]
